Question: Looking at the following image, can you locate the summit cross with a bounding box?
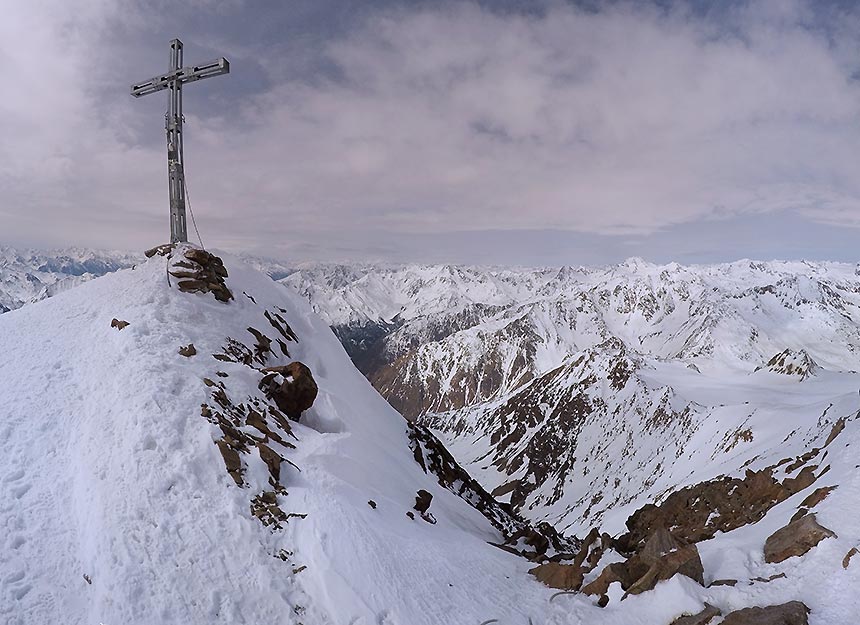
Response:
[131,39,230,243]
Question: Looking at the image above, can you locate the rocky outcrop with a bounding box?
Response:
[720,601,809,625]
[618,466,818,552]
[764,513,836,563]
[259,362,318,420]
[580,528,703,599]
[760,349,818,380]
[406,423,577,561]
[168,247,233,303]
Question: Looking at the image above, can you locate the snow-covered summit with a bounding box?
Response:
[0,245,585,625]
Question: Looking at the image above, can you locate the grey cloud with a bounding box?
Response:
[2,0,860,263]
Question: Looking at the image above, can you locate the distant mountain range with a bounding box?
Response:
[283,259,860,534]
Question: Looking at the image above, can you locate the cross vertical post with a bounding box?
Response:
[131,39,230,244]
[167,39,187,243]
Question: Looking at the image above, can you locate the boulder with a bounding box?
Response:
[581,562,634,596]
[764,513,836,564]
[720,601,809,625]
[413,489,436,524]
[583,528,704,598]
[260,362,319,420]
[528,562,585,591]
[626,542,704,595]
[624,528,704,596]
[670,603,721,625]
[414,489,433,514]
[178,343,197,357]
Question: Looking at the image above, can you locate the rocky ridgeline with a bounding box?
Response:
[155,249,576,570]
[526,419,849,623]
[407,423,577,560]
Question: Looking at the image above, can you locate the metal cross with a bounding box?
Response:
[131,39,230,243]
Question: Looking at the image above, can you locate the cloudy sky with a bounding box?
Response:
[2,0,860,265]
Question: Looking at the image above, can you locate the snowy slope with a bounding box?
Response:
[2,249,859,624]
[0,246,579,625]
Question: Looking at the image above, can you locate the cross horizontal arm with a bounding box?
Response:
[130,57,230,98]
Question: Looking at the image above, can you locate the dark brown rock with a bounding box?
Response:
[709,579,737,587]
[582,562,634,596]
[414,489,433,514]
[177,279,209,292]
[169,248,233,302]
[750,572,786,583]
[799,485,836,509]
[216,439,244,486]
[414,489,436,524]
[720,601,809,625]
[824,418,846,446]
[843,547,858,569]
[250,489,288,528]
[111,318,129,330]
[260,362,319,420]
[584,528,704,598]
[790,509,809,523]
[528,562,585,591]
[782,466,817,493]
[619,462,821,552]
[184,248,210,264]
[625,542,705,596]
[257,443,283,482]
[622,528,704,596]
[178,343,197,357]
[764,513,836,563]
[670,603,721,625]
[144,243,175,257]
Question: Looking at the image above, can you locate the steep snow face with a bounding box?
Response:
[0,246,138,313]
[0,248,586,625]
[284,260,860,534]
